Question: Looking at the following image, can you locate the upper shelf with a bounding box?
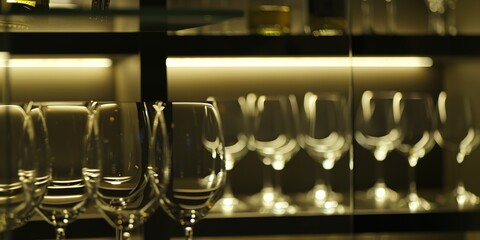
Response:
[0,8,243,32]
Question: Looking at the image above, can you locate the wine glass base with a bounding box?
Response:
[247,187,277,208]
[306,184,343,203]
[356,182,399,209]
[398,193,432,212]
[248,187,297,215]
[449,186,480,209]
[211,196,249,214]
[259,197,298,215]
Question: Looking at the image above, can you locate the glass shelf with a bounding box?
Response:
[0,8,244,32]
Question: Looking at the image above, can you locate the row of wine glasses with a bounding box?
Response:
[1,101,227,240]
[208,92,352,215]
[356,90,479,211]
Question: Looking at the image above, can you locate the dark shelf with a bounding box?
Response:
[352,35,480,56]
[6,34,480,56]
[164,35,351,56]
[11,209,480,239]
[5,32,140,54]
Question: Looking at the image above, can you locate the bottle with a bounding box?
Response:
[307,0,345,36]
[247,0,291,36]
[0,0,49,30]
[2,0,49,12]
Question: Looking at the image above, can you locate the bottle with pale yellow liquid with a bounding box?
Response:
[247,0,291,36]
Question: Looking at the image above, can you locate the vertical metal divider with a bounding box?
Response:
[139,1,178,240]
[346,0,355,238]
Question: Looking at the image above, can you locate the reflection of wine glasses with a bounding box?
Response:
[302,92,351,213]
[434,92,480,209]
[355,91,401,207]
[36,103,95,240]
[0,105,38,232]
[395,92,436,212]
[209,96,250,213]
[160,102,226,240]
[94,102,170,240]
[252,95,300,214]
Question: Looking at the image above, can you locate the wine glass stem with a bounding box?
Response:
[273,169,283,197]
[314,163,326,186]
[455,160,464,190]
[185,226,194,240]
[223,170,235,198]
[408,165,418,196]
[322,167,333,195]
[55,226,66,240]
[116,228,131,240]
[263,163,274,189]
[375,159,386,185]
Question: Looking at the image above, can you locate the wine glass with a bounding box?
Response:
[302,92,351,213]
[36,103,96,240]
[0,104,38,232]
[434,92,480,209]
[160,102,226,240]
[251,95,300,214]
[13,103,52,228]
[395,92,436,212]
[360,0,374,34]
[355,91,402,207]
[208,96,250,213]
[424,0,458,35]
[93,102,170,240]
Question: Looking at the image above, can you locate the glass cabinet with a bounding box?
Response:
[1,0,480,239]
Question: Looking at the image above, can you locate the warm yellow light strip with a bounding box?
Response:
[166,57,433,68]
[0,58,112,68]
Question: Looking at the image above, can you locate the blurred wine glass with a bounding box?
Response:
[36,103,96,240]
[0,104,41,232]
[209,96,250,213]
[395,92,436,212]
[93,102,170,240]
[302,92,351,213]
[160,102,226,240]
[424,0,458,35]
[434,92,480,209]
[355,91,402,207]
[251,95,300,214]
[385,0,396,34]
[360,0,374,34]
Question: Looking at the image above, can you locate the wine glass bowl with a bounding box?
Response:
[434,91,480,209]
[93,102,169,240]
[301,92,351,213]
[354,91,402,207]
[160,102,226,240]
